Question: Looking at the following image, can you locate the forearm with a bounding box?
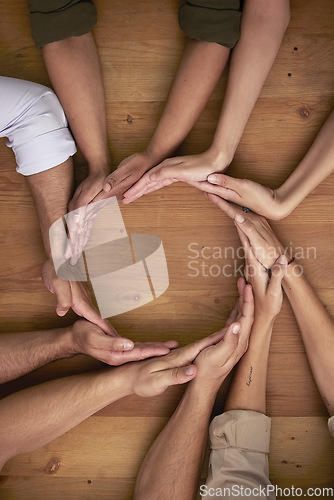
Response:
[25,159,73,256]
[224,317,274,414]
[135,382,217,500]
[277,110,334,215]
[283,262,334,414]
[0,326,78,384]
[145,39,230,165]
[211,0,290,162]
[42,32,110,174]
[0,366,130,468]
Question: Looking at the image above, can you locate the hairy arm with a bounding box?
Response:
[0,326,74,384]
[0,328,231,470]
[135,283,254,500]
[42,32,111,208]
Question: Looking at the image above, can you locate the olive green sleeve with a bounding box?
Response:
[29,0,97,48]
[179,0,242,49]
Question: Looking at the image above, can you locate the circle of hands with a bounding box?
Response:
[43,148,290,382]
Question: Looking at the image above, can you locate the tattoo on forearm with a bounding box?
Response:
[246,366,253,387]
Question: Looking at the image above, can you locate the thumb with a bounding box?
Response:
[207,173,234,188]
[55,282,72,317]
[160,364,197,391]
[102,172,120,193]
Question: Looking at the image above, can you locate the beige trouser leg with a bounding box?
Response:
[204,410,275,499]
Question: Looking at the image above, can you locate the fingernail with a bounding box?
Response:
[103,183,111,192]
[236,214,245,223]
[208,174,217,183]
[185,365,195,376]
[232,324,240,334]
[57,310,67,317]
[278,255,288,265]
[149,173,157,181]
[123,341,133,350]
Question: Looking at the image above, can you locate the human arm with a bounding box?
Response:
[282,262,334,416]
[134,282,254,500]
[224,238,287,413]
[42,32,111,209]
[27,161,112,330]
[122,0,290,204]
[94,37,230,200]
[0,319,180,385]
[219,206,334,416]
[192,108,334,220]
[0,325,235,470]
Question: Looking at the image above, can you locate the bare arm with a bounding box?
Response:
[197,108,334,220]
[215,202,334,415]
[0,327,232,470]
[283,262,334,415]
[97,38,230,199]
[134,282,254,500]
[0,326,74,384]
[42,32,111,208]
[122,0,290,204]
[25,159,73,257]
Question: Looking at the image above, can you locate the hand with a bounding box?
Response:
[194,279,254,386]
[70,319,179,366]
[42,259,113,334]
[66,171,110,265]
[122,149,228,204]
[93,151,155,202]
[188,173,288,221]
[128,327,231,398]
[69,171,109,211]
[206,195,287,269]
[239,225,287,318]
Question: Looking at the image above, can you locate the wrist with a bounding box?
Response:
[274,186,295,219]
[190,373,226,399]
[206,145,233,173]
[251,315,275,335]
[62,325,82,357]
[143,145,166,168]
[88,161,110,177]
[283,259,304,286]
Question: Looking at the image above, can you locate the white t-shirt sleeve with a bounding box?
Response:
[0,76,76,175]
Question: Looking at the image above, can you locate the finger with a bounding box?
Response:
[212,323,242,362]
[166,329,227,367]
[234,214,268,260]
[94,177,135,201]
[54,280,72,317]
[71,285,115,334]
[102,170,125,193]
[206,193,242,220]
[220,322,249,363]
[134,340,179,349]
[268,255,287,295]
[235,225,262,272]
[106,345,172,365]
[156,364,197,391]
[225,278,246,326]
[240,284,255,320]
[207,174,238,189]
[225,301,239,326]
[122,170,155,200]
[96,334,135,352]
